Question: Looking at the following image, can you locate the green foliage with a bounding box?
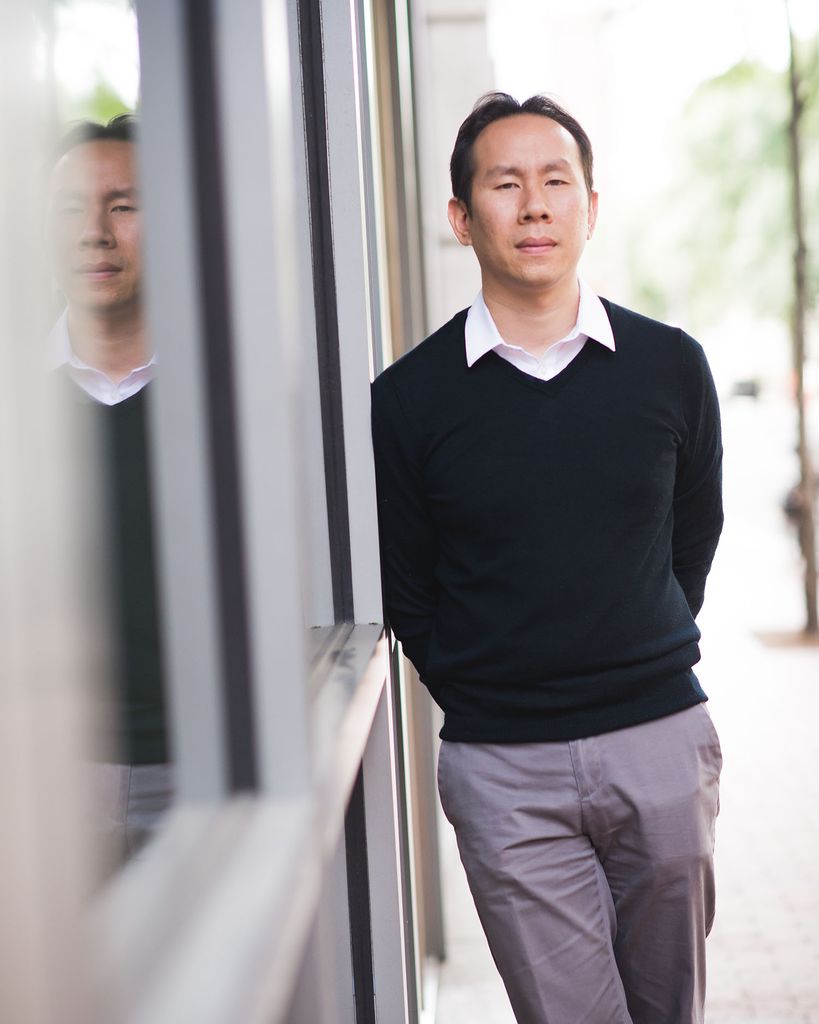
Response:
[59,78,135,127]
[629,40,819,333]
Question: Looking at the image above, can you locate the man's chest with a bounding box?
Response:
[420,382,683,538]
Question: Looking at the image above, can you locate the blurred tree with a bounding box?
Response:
[60,79,133,126]
[632,27,819,634]
[629,37,819,333]
[786,6,817,634]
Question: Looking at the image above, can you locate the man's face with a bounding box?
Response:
[49,140,142,317]
[448,114,598,300]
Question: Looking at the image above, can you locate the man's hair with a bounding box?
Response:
[54,113,138,161]
[450,93,594,212]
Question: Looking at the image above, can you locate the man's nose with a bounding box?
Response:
[79,209,114,246]
[520,186,552,221]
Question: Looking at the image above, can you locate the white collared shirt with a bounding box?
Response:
[465,278,616,380]
[48,309,156,406]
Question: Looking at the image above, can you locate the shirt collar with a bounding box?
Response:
[48,307,157,375]
[48,308,157,405]
[465,278,615,368]
[48,308,73,370]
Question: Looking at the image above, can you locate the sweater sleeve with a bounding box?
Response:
[371,377,439,681]
[672,335,724,617]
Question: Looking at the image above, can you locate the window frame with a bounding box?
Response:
[90,0,424,1020]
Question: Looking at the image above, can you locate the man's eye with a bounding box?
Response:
[111,204,137,213]
[496,182,517,190]
[547,179,567,186]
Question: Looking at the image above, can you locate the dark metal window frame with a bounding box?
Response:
[344,768,377,1024]
[183,0,257,792]
[297,0,355,624]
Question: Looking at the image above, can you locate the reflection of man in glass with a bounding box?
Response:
[48,115,171,863]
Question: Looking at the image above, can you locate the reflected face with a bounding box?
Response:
[49,140,142,316]
[448,114,598,299]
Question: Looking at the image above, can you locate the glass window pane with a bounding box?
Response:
[48,0,173,876]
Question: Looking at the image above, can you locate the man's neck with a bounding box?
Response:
[67,307,149,384]
[483,277,580,359]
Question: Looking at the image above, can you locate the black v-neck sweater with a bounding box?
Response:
[372,299,723,742]
[63,380,168,764]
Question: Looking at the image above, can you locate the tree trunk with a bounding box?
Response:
[786,6,818,634]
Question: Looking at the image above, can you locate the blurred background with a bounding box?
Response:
[1,0,817,1022]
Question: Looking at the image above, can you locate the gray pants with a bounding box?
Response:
[437,704,722,1024]
[93,762,173,871]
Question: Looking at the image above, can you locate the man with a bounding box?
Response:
[372,93,723,1024]
[48,115,171,864]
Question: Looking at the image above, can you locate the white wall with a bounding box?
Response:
[412,0,494,333]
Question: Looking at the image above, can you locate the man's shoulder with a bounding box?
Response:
[373,308,468,398]
[602,298,682,342]
[602,298,705,363]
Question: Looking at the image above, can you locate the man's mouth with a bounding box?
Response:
[516,238,557,254]
[76,263,120,279]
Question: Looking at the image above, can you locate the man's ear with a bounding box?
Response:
[447,197,472,247]
[587,190,599,240]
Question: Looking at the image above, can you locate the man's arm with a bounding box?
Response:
[371,378,439,679]
[672,335,724,618]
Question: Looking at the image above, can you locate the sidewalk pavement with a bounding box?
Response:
[434,394,819,1023]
